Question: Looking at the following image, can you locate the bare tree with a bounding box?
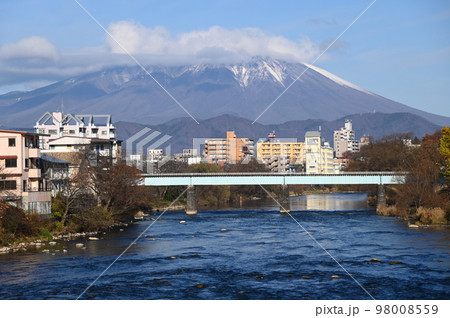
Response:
[80,153,144,220]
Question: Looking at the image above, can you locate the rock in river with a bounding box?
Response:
[331,275,341,279]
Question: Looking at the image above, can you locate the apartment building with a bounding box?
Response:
[35,112,116,150]
[333,119,360,158]
[35,112,122,164]
[0,130,51,215]
[257,136,305,170]
[305,130,334,174]
[204,131,254,164]
[44,136,122,162]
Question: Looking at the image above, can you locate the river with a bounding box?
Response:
[0,193,448,300]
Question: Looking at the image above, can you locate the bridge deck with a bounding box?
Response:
[143,172,406,186]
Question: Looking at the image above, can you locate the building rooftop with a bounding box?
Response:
[40,153,70,164]
[305,131,321,137]
[0,129,47,137]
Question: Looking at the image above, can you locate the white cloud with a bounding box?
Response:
[0,22,326,93]
[105,22,322,64]
[0,36,60,64]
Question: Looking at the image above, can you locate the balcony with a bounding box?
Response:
[28,148,40,158]
[28,168,41,179]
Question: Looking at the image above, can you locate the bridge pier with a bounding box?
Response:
[185,185,197,215]
[377,184,386,208]
[279,185,290,213]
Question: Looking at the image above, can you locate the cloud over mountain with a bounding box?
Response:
[0,22,325,93]
[106,21,322,64]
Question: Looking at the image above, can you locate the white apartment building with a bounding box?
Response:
[305,131,334,174]
[35,112,116,150]
[333,119,360,158]
[35,112,121,164]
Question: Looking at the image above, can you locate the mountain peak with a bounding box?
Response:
[226,56,288,87]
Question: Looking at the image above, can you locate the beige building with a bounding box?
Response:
[257,138,305,172]
[43,136,122,163]
[0,130,51,215]
[305,131,334,174]
[204,131,254,164]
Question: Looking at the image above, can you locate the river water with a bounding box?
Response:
[0,193,448,300]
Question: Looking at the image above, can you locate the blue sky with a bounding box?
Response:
[0,0,449,118]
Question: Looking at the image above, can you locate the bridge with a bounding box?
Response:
[142,172,406,214]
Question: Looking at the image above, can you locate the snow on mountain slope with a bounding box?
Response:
[227,57,287,87]
[305,63,374,95]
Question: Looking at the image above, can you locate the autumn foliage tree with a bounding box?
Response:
[396,130,446,212]
[440,126,450,184]
[345,133,413,172]
[346,129,448,222]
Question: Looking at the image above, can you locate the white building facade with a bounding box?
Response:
[35,112,116,150]
[333,119,360,158]
[305,131,334,174]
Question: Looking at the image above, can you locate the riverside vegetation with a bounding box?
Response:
[345,127,450,225]
[1,127,449,247]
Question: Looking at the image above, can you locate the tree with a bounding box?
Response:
[440,126,450,183]
[82,155,144,220]
[345,131,448,221]
[396,130,445,212]
[54,169,90,226]
[345,133,412,171]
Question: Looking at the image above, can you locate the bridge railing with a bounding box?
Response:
[142,171,408,177]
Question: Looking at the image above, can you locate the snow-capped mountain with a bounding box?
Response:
[0,56,448,128]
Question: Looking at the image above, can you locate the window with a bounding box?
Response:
[48,129,57,135]
[67,145,72,150]
[0,180,16,190]
[69,130,75,134]
[5,159,17,168]
[307,138,319,145]
[50,145,55,150]
[23,180,27,192]
[102,130,107,135]
[25,159,29,168]
[8,138,15,147]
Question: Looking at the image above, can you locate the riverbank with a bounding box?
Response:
[377,204,449,227]
[0,221,134,254]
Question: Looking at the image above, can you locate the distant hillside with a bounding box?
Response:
[115,112,443,154]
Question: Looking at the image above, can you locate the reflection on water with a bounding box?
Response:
[238,193,369,211]
[292,193,369,211]
[0,193,448,300]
